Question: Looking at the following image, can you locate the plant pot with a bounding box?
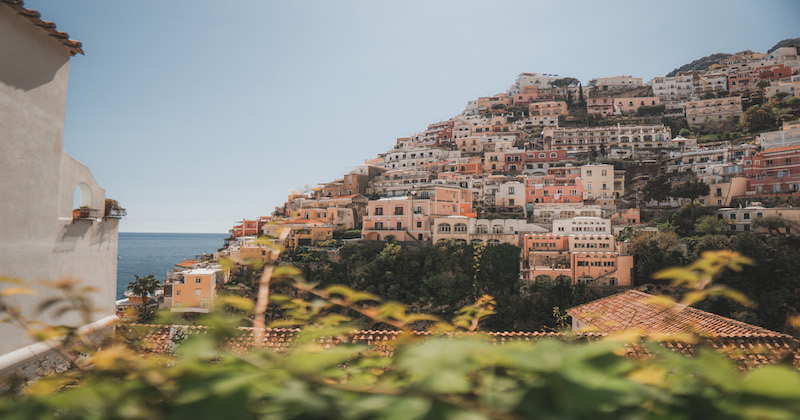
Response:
[73,209,82,219]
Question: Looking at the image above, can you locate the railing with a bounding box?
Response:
[105,208,127,219]
[73,208,101,221]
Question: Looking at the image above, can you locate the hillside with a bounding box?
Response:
[768,37,800,53]
[666,52,731,77]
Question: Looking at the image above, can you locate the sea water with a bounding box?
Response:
[116,232,228,299]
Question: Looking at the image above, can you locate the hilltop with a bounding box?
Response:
[666,52,732,77]
[768,37,800,53]
[666,36,799,77]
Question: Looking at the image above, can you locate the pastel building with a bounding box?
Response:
[648,74,694,100]
[612,96,661,114]
[172,267,223,313]
[544,124,671,152]
[743,145,800,194]
[532,203,603,223]
[525,168,583,205]
[432,216,547,246]
[553,217,612,235]
[580,164,624,205]
[685,96,742,125]
[362,186,472,242]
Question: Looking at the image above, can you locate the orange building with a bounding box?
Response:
[172,267,223,313]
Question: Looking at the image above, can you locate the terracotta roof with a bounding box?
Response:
[2,0,84,56]
[119,324,798,370]
[759,144,800,155]
[175,260,202,268]
[567,290,787,337]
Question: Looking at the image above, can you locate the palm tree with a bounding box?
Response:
[127,274,161,322]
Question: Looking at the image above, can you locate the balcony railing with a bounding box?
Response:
[105,208,127,219]
[72,208,101,221]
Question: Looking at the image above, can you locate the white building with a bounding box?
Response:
[508,72,557,95]
[432,216,547,245]
[648,74,694,100]
[553,217,612,235]
[595,76,644,91]
[0,3,120,378]
[758,127,800,150]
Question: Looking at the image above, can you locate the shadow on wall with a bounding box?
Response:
[90,220,117,247]
[0,16,67,92]
[52,222,91,254]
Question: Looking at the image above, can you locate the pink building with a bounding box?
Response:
[743,145,800,194]
[525,168,583,204]
[362,186,472,242]
[511,86,539,106]
[505,150,569,173]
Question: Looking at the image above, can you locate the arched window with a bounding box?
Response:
[454,223,467,232]
[438,223,452,232]
[470,239,483,245]
[72,182,92,210]
[492,225,503,234]
[487,239,501,246]
[476,225,488,234]
[455,239,467,245]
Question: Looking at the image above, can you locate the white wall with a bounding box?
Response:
[0,6,118,357]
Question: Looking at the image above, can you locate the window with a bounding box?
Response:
[454,223,467,232]
[374,207,383,215]
[476,225,488,234]
[394,206,403,215]
[195,278,202,284]
[396,222,402,230]
[508,187,515,194]
[195,289,201,295]
[438,223,451,232]
[176,291,181,296]
[416,221,422,228]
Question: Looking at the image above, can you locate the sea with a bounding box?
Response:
[116,232,228,300]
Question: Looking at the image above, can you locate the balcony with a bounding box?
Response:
[72,207,101,221]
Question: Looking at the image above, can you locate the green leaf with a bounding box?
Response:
[744,366,800,398]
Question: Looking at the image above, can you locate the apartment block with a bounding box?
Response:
[685,96,742,125]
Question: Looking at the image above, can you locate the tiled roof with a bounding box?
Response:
[175,260,202,268]
[118,324,798,370]
[3,0,84,56]
[567,290,787,337]
[760,144,800,155]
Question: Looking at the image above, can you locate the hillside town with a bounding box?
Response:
[143,46,800,314]
[5,1,800,415]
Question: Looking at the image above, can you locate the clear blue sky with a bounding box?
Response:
[23,0,800,233]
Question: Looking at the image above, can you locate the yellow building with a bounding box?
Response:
[172,267,223,313]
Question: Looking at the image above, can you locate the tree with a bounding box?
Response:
[752,215,794,236]
[126,274,162,323]
[670,180,710,222]
[550,77,579,99]
[774,91,791,101]
[694,215,727,235]
[642,176,672,208]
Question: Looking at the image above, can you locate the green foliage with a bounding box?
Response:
[642,175,672,207]
[293,241,610,332]
[3,253,800,418]
[694,215,727,235]
[666,52,732,77]
[636,104,666,116]
[126,274,162,323]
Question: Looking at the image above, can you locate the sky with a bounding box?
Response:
[21,0,800,233]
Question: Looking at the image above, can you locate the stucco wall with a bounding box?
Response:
[0,5,118,355]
